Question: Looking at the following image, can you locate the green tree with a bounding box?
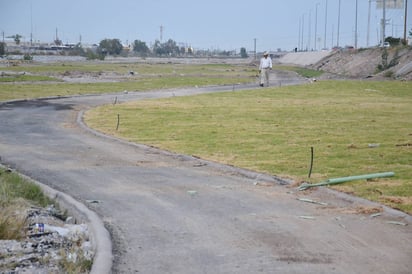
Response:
[15,34,22,45]
[132,40,150,56]
[163,39,180,56]
[153,39,180,56]
[8,34,22,45]
[240,47,248,58]
[153,40,164,56]
[54,38,62,46]
[98,39,123,55]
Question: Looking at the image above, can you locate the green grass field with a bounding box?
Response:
[85,80,412,214]
[0,62,255,101]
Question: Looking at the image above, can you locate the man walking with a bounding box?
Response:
[259,52,272,87]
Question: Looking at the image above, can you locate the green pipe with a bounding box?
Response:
[325,172,395,184]
[298,172,395,191]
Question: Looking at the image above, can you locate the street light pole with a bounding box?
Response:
[324,0,328,49]
[254,38,257,60]
[301,14,305,50]
[367,0,371,47]
[298,17,302,51]
[315,3,320,51]
[337,0,341,47]
[381,0,386,46]
[404,0,408,43]
[308,10,312,50]
[355,0,358,49]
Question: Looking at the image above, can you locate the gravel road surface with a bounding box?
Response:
[0,80,411,273]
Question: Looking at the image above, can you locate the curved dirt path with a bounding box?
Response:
[0,82,411,273]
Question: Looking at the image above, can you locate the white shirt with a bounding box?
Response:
[259,56,272,70]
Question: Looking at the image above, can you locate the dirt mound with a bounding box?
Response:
[312,47,412,80]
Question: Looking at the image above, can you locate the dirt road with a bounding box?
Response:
[0,82,411,273]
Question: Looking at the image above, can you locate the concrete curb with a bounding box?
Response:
[2,166,113,274]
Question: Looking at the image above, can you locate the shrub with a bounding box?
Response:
[0,203,28,240]
[23,54,33,61]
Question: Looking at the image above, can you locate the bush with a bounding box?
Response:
[23,54,33,61]
[83,49,105,60]
[376,48,400,73]
[383,70,394,78]
[0,203,28,240]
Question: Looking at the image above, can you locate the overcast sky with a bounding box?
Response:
[1,0,411,51]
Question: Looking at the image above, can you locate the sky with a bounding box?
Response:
[1,0,411,52]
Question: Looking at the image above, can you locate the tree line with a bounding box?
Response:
[98,38,251,59]
[0,36,249,59]
[95,38,237,58]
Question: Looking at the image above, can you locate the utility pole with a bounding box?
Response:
[355,0,358,49]
[367,0,371,47]
[298,17,301,51]
[337,0,341,47]
[302,14,305,50]
[324,0,328,49]
[315,3,320,51]
[381,0,387,46]
[30,2,33,46]
[308,10,311,50]
[254,38,257,60]
[404,0,408,43]
[160,25,163,42]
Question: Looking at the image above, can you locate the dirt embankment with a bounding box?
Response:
[312,47,412,80]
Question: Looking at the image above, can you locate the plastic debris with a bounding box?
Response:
[297,198,328,206]
[370,213,382,218]
[368,143,380,148]
[34,223,44,233]
[254,182,274,187]
[187,190,198,196]
[298,216,316,220]
[386,221,408,226]
[86,200,101,204]
[334,217,347,229]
